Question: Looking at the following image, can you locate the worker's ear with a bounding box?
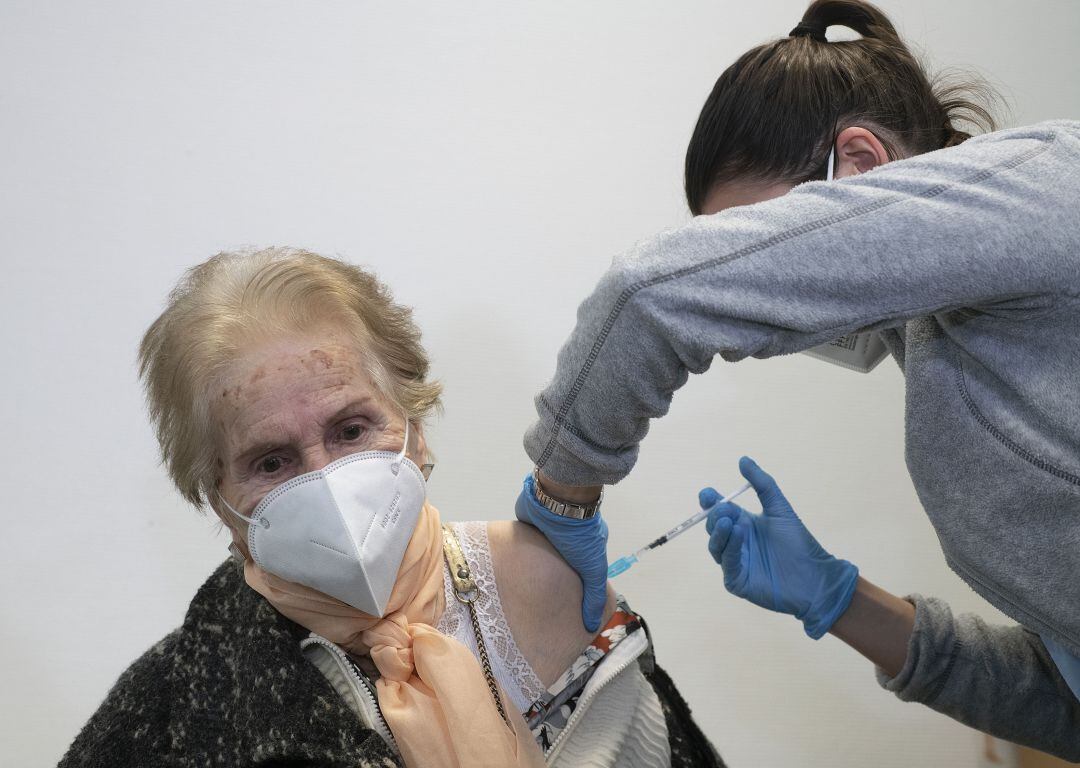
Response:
[833,126,890,178]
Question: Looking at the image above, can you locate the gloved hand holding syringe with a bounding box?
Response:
[607,481,753,578]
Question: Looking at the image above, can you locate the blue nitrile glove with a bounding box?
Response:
[515,473,609,632]
[701,457,859,639]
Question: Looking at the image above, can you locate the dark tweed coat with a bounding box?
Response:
[59,561,725,767]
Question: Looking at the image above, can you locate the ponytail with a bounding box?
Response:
[794,0,900,41]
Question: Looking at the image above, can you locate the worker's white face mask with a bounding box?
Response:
[219,419,427,617]
[1042,633,1080,704]
[800,145,890,374]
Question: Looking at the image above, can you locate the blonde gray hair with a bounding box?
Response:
[138,246,442,508]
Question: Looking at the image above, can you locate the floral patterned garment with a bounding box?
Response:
[524,596,644,752]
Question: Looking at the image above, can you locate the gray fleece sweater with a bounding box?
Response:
[524,121,1080,757]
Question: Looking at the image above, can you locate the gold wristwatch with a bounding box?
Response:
[531,468,604,519]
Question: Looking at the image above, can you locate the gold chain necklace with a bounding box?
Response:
[440,524,511,727]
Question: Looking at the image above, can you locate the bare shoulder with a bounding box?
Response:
[486,520,616,688]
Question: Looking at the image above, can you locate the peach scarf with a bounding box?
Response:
[244,502,545,768]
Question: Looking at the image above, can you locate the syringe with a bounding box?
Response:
[607,481,753,579]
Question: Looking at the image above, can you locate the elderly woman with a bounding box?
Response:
[59,247,722,768]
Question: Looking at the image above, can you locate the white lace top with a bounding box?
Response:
[435,521,547,712]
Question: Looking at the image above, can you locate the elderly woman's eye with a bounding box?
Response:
[341,423,365,441]
[258,456,284,474]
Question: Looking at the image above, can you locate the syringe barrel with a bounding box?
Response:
[648,482,752,549]
[658,509,709,543]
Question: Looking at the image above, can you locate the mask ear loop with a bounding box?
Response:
[390,415,410,476]
[217,491,270,529]
[825,145,836,182]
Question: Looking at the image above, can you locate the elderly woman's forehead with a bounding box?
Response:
[214,335,383,419]
[227,333,367,379]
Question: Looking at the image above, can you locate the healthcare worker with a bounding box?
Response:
[514,0,1080,759]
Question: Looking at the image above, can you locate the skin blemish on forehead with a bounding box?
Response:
[216,387,245,415]
[308,349,334,370]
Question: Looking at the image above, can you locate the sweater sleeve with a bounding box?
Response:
[58,631,179,768]
[524,121,1080,485]
[878,595,1080,761]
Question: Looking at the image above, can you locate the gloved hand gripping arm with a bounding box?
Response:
[515,473,609,632]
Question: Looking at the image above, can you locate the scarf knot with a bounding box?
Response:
[363,614,417,683]
[244,503,545,768]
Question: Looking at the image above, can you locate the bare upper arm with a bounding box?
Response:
[486,520,617,688]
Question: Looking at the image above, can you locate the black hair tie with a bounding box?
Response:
[789,21,828,42]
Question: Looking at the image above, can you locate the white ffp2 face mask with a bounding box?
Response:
[802,330,890,373]
[800,145,890,374]
[219,419,427,617]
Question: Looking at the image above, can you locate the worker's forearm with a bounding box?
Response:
[874,595,1080,759]
[535,470,603,504]
[829,577,915,678]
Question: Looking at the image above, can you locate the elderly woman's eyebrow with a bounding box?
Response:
[233,439,286,467]
[231,397,384,465]
[319,396,383,430]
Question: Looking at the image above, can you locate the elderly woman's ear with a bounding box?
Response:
[407,418,430,471]
[207,477,252,561]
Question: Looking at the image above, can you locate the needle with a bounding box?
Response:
[607,481,753,578]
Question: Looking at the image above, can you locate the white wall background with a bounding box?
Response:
[2,2,1077,766]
